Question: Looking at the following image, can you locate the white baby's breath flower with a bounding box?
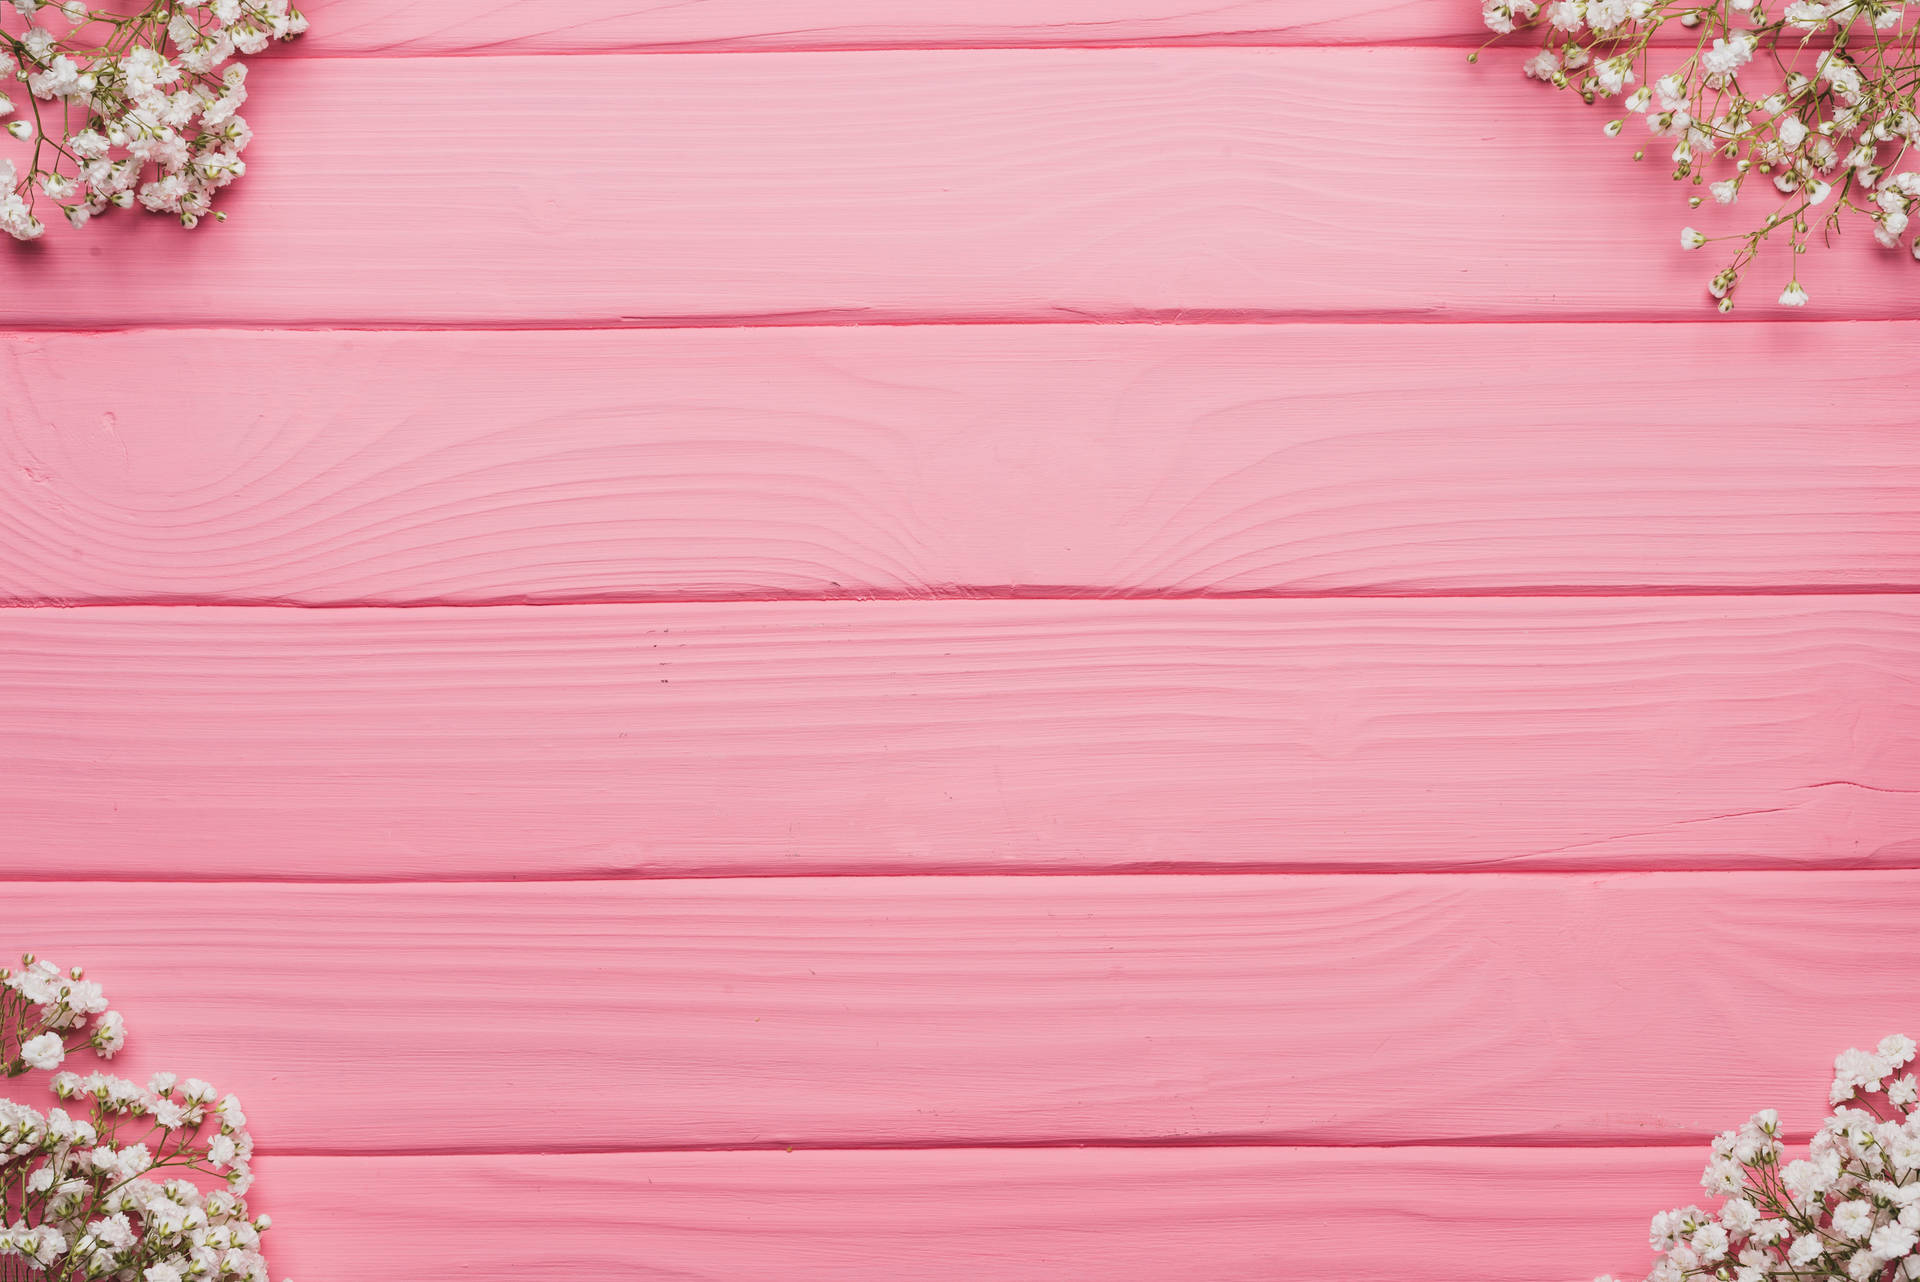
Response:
[20,1034,63,1072]
[1835,1200,1877,1239]
[1720,1198,1759,1235]
[1873,1224,1919,1259]
[91,1010,124,1057]
[1835,1046,1892,1101]
[1692,1223,1732,1263]
[1592,56,1633,94]
[1701,33,1754,77]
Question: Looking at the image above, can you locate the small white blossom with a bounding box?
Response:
[1873,1224,1919,1259]
[1547,0,1585,27]
[19,1033,63,1072]
[1701,33,1754,77]
[1836,1046,1892,1102]
[91,1010,124,1057]
[1791,1234,1828,1266]
[1835,1201,1877,1239]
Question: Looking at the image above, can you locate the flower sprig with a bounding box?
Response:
[0,954,284,1282]
[0,0,307,241]
[1599,1034,1920,1282]
[1,956,122,1077]
[1480,0,1920,309]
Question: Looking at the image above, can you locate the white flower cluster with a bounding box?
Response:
[0,0,307,240]
[1599,1035,1920,1282]
[1,954,286,1282]
[4,955,122,1075]
[1480,0,1920,308]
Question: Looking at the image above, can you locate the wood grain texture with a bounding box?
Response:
[11,873,1920,1150]
[4,325,1919,605]
[248,1148,1701,1281]
[292,0,1487,52]
[9,49,1916,325]
[6,599,1915,878]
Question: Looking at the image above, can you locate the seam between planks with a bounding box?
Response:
[5,860,1920,882]
[3,313,1916,332]
[4,587,1920,610]
[280,40,1533,58]
[239,1138,1759,1156]
[276,35,1837,57]
[0,314,1912,330]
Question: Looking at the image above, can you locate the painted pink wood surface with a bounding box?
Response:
[3,7,1912,1273]
[3,599,1915,879]
[292,0,1488,51]
[248,1148,1703,1281]
[7,49,1914,325]
[9,874,1916,1150]
[3,325,1918,605]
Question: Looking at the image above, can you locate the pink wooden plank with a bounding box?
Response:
[3,600,1914,879]
[250,1147,1702,1282]
[3,325,1917,605]
[7,874,1917,1150]
[7,49,1914,324]
[292,0,1485,52]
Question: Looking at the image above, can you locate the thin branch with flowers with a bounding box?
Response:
[1598,1035,1920,1282]
[1480,0,1920,308]
[0,0,307,240]
[0,953,282,1282]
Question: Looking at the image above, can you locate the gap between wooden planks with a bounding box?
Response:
[242,1148,1705,1281]
[2,325,1917,606]
[279,0,1717,51]
[7,872,1918,1152]
[287,0,1504,52]
[4,598,1914,879]
[5,49,1913,324]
